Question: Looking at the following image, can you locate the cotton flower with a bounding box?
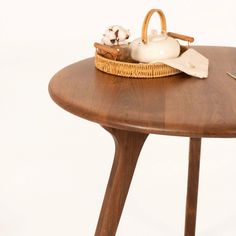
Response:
[102,25,130,46]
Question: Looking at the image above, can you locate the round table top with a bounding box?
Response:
[49,46,236,138]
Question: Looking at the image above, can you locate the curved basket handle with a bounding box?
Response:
[141,9,167,44]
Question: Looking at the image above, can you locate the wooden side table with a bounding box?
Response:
[49,46,236,236]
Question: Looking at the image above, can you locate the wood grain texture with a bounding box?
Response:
[95,127,148,236]
[167,32,194,43]
[49,46,236,137]
[184,138,201,236]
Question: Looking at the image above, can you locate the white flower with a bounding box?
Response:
[102,25,130,45]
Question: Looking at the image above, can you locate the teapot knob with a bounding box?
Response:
[149,29,167,42]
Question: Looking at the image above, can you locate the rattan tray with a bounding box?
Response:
[94,9,194,79]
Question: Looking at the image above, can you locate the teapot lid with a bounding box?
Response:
[149,29,167,42]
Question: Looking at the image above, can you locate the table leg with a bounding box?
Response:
[184,138,202,236]
[95,127,148,236]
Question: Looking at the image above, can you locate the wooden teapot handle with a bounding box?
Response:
[141,9,195,44]
[167,32,194,43]
[141,9,167,44]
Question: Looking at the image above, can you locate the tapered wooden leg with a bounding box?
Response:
[184,138,202,236]
[95,127,148,236]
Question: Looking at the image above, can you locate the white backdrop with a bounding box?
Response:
[1,0,236,235]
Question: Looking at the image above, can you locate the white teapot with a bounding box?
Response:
[131,9,181,63]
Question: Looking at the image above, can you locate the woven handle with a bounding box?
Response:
[141,9,167,44]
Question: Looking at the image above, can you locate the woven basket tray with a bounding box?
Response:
[95,9,194,79]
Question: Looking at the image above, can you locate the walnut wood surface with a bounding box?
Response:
[49,46,236,138]
[184,138,201,236]
[95,127,148,236]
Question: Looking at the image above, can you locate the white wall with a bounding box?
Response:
[1,0,236,235]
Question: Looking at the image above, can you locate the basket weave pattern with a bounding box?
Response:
[95,53,181,78]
